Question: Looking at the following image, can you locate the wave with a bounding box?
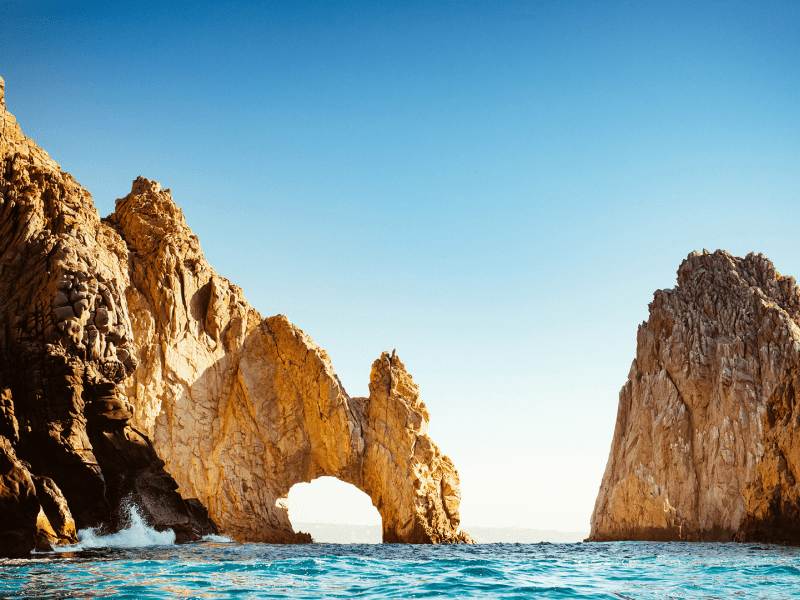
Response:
[52,504,175,551]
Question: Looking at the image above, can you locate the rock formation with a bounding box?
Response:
[0,80,217,555]
[589,249,800,542]
[109,178,472,544]
[0,78,471,555]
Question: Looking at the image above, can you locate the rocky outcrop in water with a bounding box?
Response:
[589,249,800,542]
[0,78,471,555]
[109,177,472,544]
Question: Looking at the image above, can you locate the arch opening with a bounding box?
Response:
[286,477,382,543]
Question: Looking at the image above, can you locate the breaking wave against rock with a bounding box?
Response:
[54,505,175,551]
[200,534,234,543]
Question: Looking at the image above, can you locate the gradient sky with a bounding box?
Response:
[2,0,799,532]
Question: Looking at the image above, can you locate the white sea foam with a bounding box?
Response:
[52,504,175,552]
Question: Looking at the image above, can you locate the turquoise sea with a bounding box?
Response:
[1,512,799,599]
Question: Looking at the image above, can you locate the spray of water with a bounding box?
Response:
[46,503,234,552]
[52,503,175,551]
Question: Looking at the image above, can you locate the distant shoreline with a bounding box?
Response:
[293,523,589,544]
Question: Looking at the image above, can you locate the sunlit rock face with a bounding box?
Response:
[0,80,471,552]
[589,249,800,543]
[111,177,472,544]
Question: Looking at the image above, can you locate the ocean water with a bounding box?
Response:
[1,510,799,599]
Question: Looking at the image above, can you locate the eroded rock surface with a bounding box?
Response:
[0,82,218,555]
[735,364,800,543]
[109,177,471,544]
[0,79,470,553]
[589,249,800,542]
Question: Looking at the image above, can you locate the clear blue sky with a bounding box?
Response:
[2,0,799,531]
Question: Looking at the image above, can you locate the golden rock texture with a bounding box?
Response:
[0,81,470,550]
[589,249,800,542]
[110,177,471,544]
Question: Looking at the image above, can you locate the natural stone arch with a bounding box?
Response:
[0,91,470,554]
[246,335,466,544]
[108,178,472,544]
[174,313,467,544]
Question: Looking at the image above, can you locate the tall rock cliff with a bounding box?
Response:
[0,79,217,555]
[589,249,800,542]
[0,79,471,555]
[108,178,471,544]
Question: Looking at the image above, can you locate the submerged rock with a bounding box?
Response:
[589,249,800,543]
[0,77,470,554]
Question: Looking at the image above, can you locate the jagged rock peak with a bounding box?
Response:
[0,80,471,554]
[107,176,201,269]
[672,249,800,313]
[0,85,215,556]
[589,249,800,543]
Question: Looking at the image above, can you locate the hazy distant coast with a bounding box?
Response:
[295,523,588,544]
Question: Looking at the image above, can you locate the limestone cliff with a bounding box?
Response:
[589,249,800,542]
[0,79,217,555]
[0,78,471,555]
[109,178,472,544]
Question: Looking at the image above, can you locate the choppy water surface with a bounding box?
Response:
[1,521,799,599]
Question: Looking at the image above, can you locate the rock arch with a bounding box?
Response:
[109,178,473,544]
[0,83,472,550]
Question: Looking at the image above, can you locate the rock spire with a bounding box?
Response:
[589,249,800,542]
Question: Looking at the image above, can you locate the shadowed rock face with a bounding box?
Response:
[0,82,217,555]
[589,249,800,543]
[0,80,471,553]
[735,365,800,544]
[0,435,45,557]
